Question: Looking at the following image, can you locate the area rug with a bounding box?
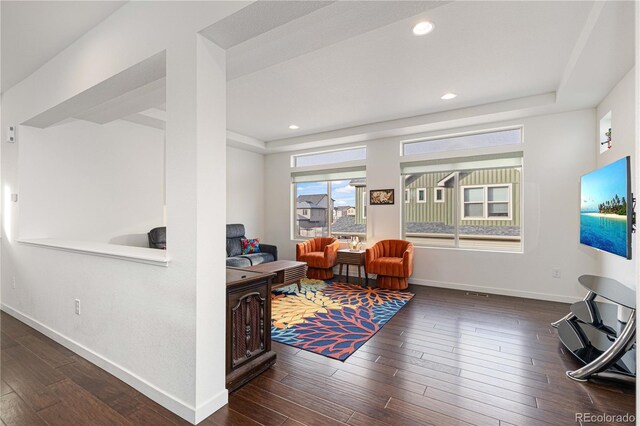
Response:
[271,279,414,361]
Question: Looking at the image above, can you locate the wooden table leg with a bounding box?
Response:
[346,264,349,284]
[296,280,301,292]
[358,265,362,286]
[339,263,343,279]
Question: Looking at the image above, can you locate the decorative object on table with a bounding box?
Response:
[271,279,414,361]
[366,239,414,290]
[226,268,276,391]
[369,189,395,205]
[226,224,278,267]
[348,236,362,251]
[552,274,635,383]
[337,249,367,286]
[296,237,339,280]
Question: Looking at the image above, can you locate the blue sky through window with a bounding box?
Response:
[296,180,356,207]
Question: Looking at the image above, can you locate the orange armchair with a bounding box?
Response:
[366,240,414,290]
[296,237,340,280]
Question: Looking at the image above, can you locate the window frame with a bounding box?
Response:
[291,146,367,168]
[362,191,367,219]
[460,183,512,221]
[416,188,427,203]
[292,178,368,240]
[434,188,445,203]
[401,126,522,157]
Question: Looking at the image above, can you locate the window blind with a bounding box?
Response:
[400,152,523,175]
[291,167,366,183]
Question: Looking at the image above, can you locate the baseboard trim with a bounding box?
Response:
[0,303,225,424]
[408,278,580,304]
[194,389,229,423]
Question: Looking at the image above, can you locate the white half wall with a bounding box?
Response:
[1,2,248,423]
[265,109,598,302]
[226,146,265,238]
[595,67,636,289]
[19,120,164,247]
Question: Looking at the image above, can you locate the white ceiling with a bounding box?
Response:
[1,1,125,92]
[2,1,635,150]
[226,0,619,142]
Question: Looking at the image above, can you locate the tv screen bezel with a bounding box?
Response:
[579,156,633,260]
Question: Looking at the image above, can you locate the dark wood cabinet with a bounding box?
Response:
[226,267,277,391]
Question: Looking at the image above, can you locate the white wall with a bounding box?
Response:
[1,2,247,423]
[595,67,636,289]
[226,146,265,238]
[19,120,164,247]
[265,109,598,302]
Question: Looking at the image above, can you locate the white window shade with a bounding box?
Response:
[403,128,521,156]
[401,152,523,175]
[292,167,366,183]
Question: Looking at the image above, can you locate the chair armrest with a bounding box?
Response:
[324,240,340,266]
[403,243,414,277]
[296,240,311,259]
[365,242,382,269]
[261,243,278,261]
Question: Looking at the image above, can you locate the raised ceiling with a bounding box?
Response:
[223,0,634,143]
[3,1,635,149]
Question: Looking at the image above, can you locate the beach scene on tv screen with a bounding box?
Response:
[580,158,628,257]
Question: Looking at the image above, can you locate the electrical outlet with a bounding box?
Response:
[75,299,81,315]
[552,268,561,279]
[12,276,16,289]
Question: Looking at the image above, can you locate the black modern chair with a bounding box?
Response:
[148,227,166,250]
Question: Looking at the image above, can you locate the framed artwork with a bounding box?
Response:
[370,189,394,205]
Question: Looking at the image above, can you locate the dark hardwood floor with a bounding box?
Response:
[1,283,635,425]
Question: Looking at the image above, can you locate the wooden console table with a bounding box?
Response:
[552,275,636,383]
[226,268,277,391]
[337,249,367,286]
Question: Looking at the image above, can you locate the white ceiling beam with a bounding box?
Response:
[227,130,267,153]
[556,1,606,103]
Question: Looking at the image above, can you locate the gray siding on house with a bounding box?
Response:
[404,168,521,228]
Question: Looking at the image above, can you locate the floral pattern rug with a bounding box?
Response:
[271,279,414,361]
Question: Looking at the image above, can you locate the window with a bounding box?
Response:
[402,153,522,252]
[404,189,410,203]
[462,185,511,220]
[293,175,366,240]
[402,128,522,156]
[417,188,427,203]
[362,191,367,219]
[292,146,366,167]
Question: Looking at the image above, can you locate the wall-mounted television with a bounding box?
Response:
[580,156,632,259]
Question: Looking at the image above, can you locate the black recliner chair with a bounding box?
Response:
[148,227,167,250]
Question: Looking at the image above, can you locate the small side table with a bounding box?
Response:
[337,249,367,286]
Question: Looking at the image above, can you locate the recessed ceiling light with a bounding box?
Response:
[289,124,299,130]
[412,21,434,36]
[441,93,457,100]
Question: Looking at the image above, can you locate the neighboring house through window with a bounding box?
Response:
[401,127,523,252]
[417,188,427,203]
